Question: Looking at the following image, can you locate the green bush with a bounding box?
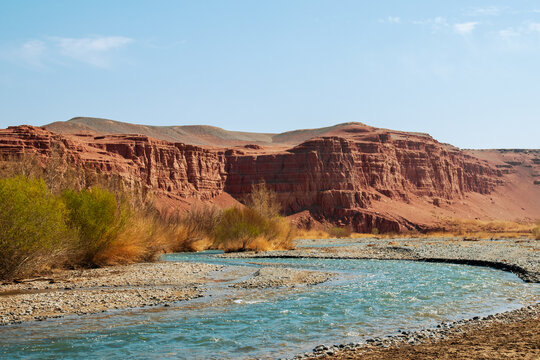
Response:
[62,187,129,265]
[0,177,73,279]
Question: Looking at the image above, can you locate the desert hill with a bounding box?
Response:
[44,117,381,147]
[2,119,540,232]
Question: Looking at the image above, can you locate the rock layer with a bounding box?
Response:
[1,122,537,232]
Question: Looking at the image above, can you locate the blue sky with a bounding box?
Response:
[1,1,539,148]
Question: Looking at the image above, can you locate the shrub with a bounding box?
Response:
[534,222,540,240]
[179,205,222,251]
[328,226,352,238]
[0,177,73,279]
[62,187,129,266]
[92,210,167,266]
[214,207,265,250]
[214,207,294,252]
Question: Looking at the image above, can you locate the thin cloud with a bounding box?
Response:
[454,22,479,35]
[529,22,540,32]
[19,40,46,66]
[411,17,448,33]
[500,22,540,36]
[499,28,521,39]
[412,16,447,26]
[52,36,133,68]
[466,6,504,17]
[12,35,133,69]
[379,16,401,24]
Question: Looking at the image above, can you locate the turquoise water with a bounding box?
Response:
[1,251,538,359]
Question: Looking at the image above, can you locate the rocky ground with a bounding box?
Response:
[0,262,221,325]
[232,267,333,289]
[298,303,539,360]
[0,261,335,326]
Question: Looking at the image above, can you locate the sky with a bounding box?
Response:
[1,1,539,149]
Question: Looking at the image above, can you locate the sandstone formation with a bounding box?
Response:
[1,121,539,232]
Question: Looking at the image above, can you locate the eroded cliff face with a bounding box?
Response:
[0,126,227,201]
[0,124,510,232]
[224,130,503,231]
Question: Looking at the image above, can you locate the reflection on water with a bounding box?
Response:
[1,251,538,360]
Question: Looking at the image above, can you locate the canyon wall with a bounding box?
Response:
[0,124,515,232]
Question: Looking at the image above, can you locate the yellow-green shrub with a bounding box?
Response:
[328,226,352,238]
[61,187,129,266]
[178,205,222,251]
[0,177,73,279]
[214,207,293,252]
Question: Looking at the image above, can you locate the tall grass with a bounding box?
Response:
[176,205,222,252]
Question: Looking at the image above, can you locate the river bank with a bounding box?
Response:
[225,237,540,283]
[0,260,334,326]
[300,303,539,360]
[1,237,538,359]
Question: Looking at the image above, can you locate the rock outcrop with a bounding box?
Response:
[1,122,537,232]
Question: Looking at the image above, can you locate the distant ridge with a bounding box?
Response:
[43,117,373,147]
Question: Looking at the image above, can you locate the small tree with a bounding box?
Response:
[246,182,281,218]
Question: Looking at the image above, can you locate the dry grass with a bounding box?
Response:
[327,226,353,238]
[92,212,167,266]
[534,222,540,240]
[432,219,537,240]
[213,206,294,252]
[294,219,539,241]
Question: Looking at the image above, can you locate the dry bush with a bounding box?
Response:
[213,207,294,252]
[92,210,168,266]
[209,183,294,252]
[178,205,222,251]
[534,222,540,240]
[61,187,130,266]
[327,226,353,239]
[245,182,281,218]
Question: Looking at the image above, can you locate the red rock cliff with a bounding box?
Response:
[0,124,517,232]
